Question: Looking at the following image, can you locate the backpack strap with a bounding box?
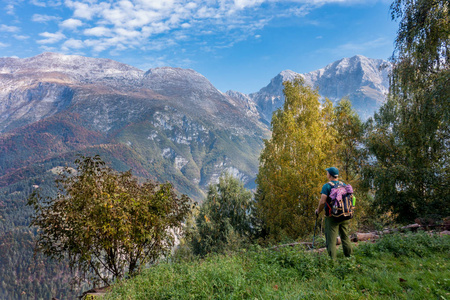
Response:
[328,181,345,188]
[325,202,332,215]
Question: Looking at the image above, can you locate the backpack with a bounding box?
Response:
[326,181,354,218]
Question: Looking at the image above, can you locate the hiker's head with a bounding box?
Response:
[326,167,339,180]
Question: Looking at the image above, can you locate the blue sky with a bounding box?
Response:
[0,0,397,93]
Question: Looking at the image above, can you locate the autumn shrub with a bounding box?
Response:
[28,155,192,287]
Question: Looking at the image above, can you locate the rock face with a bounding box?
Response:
[246,70,299,124]
[302,55,390,120]
[0,53,389,202]
[233,55,391,123]
[0,52,143,133]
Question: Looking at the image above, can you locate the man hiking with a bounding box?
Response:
[315,167,352,259]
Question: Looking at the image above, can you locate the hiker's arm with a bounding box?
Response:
[315,194,327,216]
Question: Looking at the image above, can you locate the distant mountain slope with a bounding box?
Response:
[0,53,268,202]
[233,55,391,122]
[0,53,143,134]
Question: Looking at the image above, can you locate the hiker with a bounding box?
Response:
[315,167,352,259]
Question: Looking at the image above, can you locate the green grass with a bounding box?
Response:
[105,232,450,299]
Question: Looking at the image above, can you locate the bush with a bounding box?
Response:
[28,155,192,287]
[358,232,450,258]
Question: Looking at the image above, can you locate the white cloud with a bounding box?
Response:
[37,31,66,44]
[32,14,61,23]
[115,28,141,39]
[141,37,177,51]
[0,24,20,33]
[233,0,265,9]
[6,4,15,15]
[53,0,379,54]
[0,42,9,48]
[60,18,83,29]
[57,0,270,53]
[30,0,63,6]
[65,0,110,20]
[83,38,117,53]
[61,38,84,51]
[14,34,30,40]
[84,26,112,37]
[282,5,312,17]
[30,0,47,7]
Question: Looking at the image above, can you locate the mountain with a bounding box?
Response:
[240,55,390,122]
[0,52,142,133]
[0,53,391,204]
[0,53,268,202]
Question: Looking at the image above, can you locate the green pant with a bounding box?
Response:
[324,217,352,260]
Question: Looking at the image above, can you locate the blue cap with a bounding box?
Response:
[326,167,339,177]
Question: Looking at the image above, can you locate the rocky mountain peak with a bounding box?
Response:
[0,52,144,84]
[252,69,300,99]
[303,55,390,106]
[144,67,214,87]
[225,90,260,119]
[305,55,387,80]
[319,55,387,78]
[278,70,300,81]
[250,55,391,122]
[143,67,223,100]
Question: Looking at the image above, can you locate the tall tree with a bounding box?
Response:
[365,0,449,222]
[333,98,365,184]
[333,99,373,227]
[28,155,192,287]
[191,173,253,256]
[256,77,336,240]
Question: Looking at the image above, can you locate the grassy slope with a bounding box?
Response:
[106,233,449,299]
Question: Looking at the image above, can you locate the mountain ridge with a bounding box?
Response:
[0,53,389,202]
[0,53,270,201]
[227,55,391,122]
